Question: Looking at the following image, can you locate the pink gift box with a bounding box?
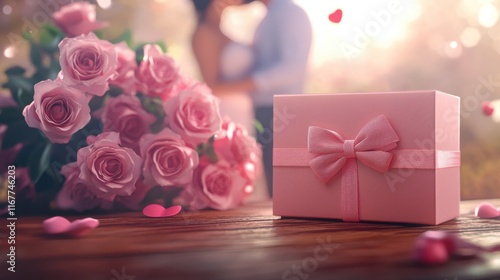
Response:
[273,90,460,225]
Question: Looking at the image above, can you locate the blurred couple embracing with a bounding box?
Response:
[191,0,312,198]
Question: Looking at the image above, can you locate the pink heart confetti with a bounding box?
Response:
[143,204,182,218]
[43,216,99,237]
[412,237,449,265]
[329,9,343,23]
[475,202,500,218]
[482,101,495,116]
[412,231,490,265]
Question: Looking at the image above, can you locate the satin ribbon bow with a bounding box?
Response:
[307,115,399,221]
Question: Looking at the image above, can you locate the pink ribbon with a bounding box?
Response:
[308,115,399,184]
[273,115,460,222]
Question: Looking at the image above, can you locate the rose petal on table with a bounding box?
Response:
[413,238,449,265]
[43,216,99,237]
[65,218,100,237]
[453,235,487,253]
[413,230,488,265]
[487,244,500,252]
[43,216,72,234]
[143,204,182,218]
[417,230,456,255]
[475,202,500,219]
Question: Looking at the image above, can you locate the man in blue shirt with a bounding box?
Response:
[252,0,312,195]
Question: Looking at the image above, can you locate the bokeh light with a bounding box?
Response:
[244,185,254,194]
[2,5,12,15]
[460,27,481,48]
[3,46,15,58]
[97,0,113,10]
[293,0,422,66]
[444,40,462,58]
[478,3,499,28]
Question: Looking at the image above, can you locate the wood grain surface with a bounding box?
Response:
[1,200,500,280]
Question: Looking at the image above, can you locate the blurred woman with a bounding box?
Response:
[190,0,256,135]
[191,0,269,200]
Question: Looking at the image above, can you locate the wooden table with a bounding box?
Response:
[2,200,500,280]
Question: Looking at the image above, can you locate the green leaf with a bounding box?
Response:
[196,143,203,154]
[2,121,39,149]
[30,43,43,68]
[254,119,264,134]
[49,59,61,80]
[134,41,168,65]
[206,147,219,163]
[195,141,219,163]
[32,67,50,82]
[88,95,107,112]
[94,30,104,39]
[15,88,33,108]
[3,75,34,95]
[135,43,146,65]
[150,122,164,134]
[112,29,133,47]
[28,142,53,184]
[0,107,23,125]
[156,41,167,53]
[39,29,54,47]
[2,75,34,107]
[44,24,63,37]
[22,31,33,41]
[142,96,165,133]
[5,66,26,76]
[108,86,123,97]
[39,24,63,52]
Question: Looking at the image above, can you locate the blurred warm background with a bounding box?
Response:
[1,0,499,199]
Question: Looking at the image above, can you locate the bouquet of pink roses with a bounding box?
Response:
[0,2,260,214]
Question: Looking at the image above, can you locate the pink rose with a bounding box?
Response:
[77,132,142,201]
[179,160,249,210]
[214,120,261,188]
[136,44,180,98]
[139,128,199,188]
[109,42,137,95]
[23,80,91,144]
[96,95,156,152]
[52,2,108,37]
[85,131,119,145]
[58,33,117,96]
[115,180,153,210]
[56,162,110,211]
[162,76,196,102]
[213,120,260,164]
[164,84,222,146]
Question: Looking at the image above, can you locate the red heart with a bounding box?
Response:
[143,204,182,218]
[482,101,494,116]
[329,9,343,23]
